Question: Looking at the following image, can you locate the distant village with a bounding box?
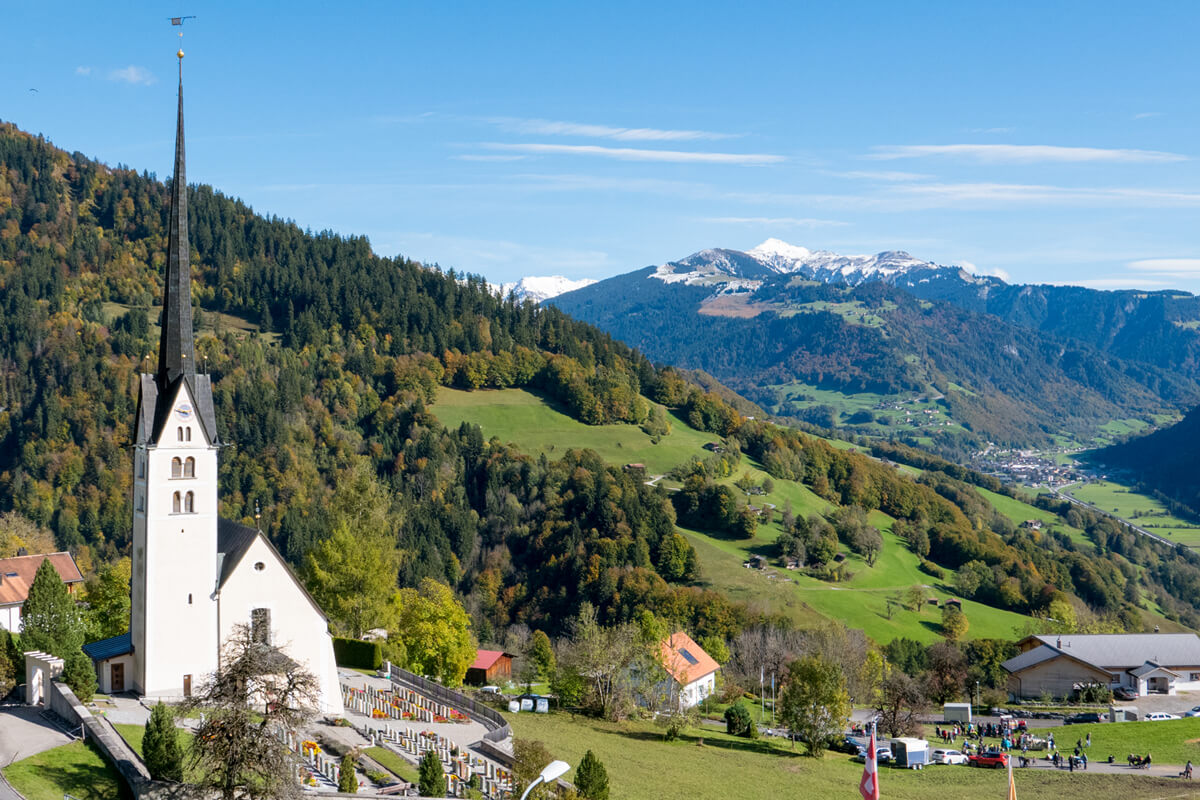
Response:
[969,445,1093,488]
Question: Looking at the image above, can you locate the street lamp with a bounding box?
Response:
[518,760,571,800]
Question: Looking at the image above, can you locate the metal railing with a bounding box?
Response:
[385,663,511,742]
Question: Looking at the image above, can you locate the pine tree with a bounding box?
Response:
[527,630,556,682]
[20,559,84,657]
[143,701,184,781]
[573,750,609,800]
[417,750,443,798]
[338,753,358,793]
[62,651,96,703]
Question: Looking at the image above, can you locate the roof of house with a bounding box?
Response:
[1130,661,1181,678]
[469,650,513,671]
[83,632,133,661]
[658,631,720,686]
[0,552,84,607]
[1004,633,1200,676]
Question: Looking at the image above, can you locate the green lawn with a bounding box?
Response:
[506,711,1188,800]
[1067,481,1200,547]
[365,745,420,784]
[432,387,715,475]
[2,740,124,800]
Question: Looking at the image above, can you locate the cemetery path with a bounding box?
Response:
[0,704,72,765]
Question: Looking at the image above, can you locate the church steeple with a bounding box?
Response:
[157,54,194,389]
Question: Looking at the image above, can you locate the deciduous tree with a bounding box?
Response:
[391,578,476,687]
[777,655,850,757]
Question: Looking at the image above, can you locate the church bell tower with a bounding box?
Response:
[129,49,222,698]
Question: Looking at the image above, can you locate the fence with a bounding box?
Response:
[385,663,511,743]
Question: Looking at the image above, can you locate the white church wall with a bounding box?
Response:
[217,535,344,716]
[135,382,220,699]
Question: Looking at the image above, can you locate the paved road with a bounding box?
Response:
[0,705,72,765]
[1053,484,1176,547]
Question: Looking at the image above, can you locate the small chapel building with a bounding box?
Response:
[85,58,343,714]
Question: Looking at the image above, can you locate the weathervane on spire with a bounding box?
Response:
[169,15,196,75]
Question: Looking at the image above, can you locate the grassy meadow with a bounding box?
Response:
[506,711,1194,800]
[1067,481,1200,547]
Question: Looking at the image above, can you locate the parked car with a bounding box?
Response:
[1113,687,1138,701]
[851,745,893,764]
[1064,712,1107,725]
[967,751,1010,769]
[931,748,968,765]
[1183,706,1200,718]
[1145,712,1181,721]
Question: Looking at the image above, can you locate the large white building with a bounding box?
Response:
[84,58,343,715]
[1003,633,1200,700]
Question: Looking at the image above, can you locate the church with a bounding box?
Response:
[84,54,344,716]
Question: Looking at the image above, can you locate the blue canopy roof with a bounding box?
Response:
[83,632,132,661]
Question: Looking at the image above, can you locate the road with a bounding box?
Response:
[1052,483,1176,547]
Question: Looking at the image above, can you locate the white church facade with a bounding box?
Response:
[84,61,343,715]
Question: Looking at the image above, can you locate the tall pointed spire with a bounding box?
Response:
[157,51,195,389]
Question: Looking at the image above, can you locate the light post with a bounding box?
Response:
[518,760,570,800]
[975,680,980,713]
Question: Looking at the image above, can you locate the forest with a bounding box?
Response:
[5,118,1200,658]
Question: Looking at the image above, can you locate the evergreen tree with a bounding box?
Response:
[62,651,96,703]
[417,750,443,798]
[338,753,358,793]
[527,630,556,682]
[143,701,184,781]
[573,750,609,800]
[20,559,84,657]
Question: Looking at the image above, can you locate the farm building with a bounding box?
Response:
[1003,633,1200,699]
[466,649,515,685]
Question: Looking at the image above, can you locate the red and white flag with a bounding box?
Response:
[859,724,880,800]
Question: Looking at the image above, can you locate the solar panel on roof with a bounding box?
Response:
[679,648,699,665]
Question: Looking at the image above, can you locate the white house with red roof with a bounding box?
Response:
[0,552,84,632]
[657,631,720,708]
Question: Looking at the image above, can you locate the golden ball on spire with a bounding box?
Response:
[177,49,185,59]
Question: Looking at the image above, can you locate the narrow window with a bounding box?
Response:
[177,426,184,441]
[251,608,271,645]
[188,593,193,605]
[185,427,192,442]
[184,457,195,478]
[171,457,182,478]
[184,491,194,513]
[173,492,181,513]
[136,494,144,512]
[137,458,145,478]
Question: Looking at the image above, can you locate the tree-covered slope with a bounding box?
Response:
[1098,405,1200,516]
[551,269,1197,449]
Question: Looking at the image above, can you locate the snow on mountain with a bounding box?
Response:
[651,239,985,290]
[498,275,598,303]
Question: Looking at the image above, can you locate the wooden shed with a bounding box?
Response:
[465,649,515,686]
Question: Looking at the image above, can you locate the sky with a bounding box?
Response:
[3,1,1200,291]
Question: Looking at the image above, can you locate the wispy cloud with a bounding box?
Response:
[892,182,1200,207]
[452,154,527,162]
[388,231,611,277]
[1132,112,1162,120]
[482,142,785,165]
[967,263,1011,281]
[75,66,91,76]
[1129,258,1200,277]
[834,170,932,182]
[489,116,736,142]
[107,65,156,85]
[869,144,1186,164]
[702,216,849,228]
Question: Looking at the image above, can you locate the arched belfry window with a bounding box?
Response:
[184,457,195,478]
[171,457,182,478]
[173,492,181,513]
[185,427,192,442]
[177,426,184,441]
[184,491,194,513]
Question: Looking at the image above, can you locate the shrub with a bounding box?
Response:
[143,701,184,782]
[418,750,443,798]
[332,637,383,670]
[338,753,358,793]
[919,560,945,579]
[574,749,609,800]
[62,651,96,704]
[724,702,753,736]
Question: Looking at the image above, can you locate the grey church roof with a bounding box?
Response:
[1003,633,1200,675]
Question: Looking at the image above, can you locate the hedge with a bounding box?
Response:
[333,637,383,670]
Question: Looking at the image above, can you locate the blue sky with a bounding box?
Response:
[4,1,1200,290]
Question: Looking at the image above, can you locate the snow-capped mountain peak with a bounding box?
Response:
[749,238,814,262]
[497,275,598,303]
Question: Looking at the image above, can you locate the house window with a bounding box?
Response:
[183,457,195,478]
[1191,673,1200,682]
[184,491,194,513]
[177,426,184,442]
[251,608,271,645]
[171,457,182,478]
[173,491,181,513]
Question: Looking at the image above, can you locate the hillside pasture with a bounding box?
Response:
[1067,480,1200,547]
